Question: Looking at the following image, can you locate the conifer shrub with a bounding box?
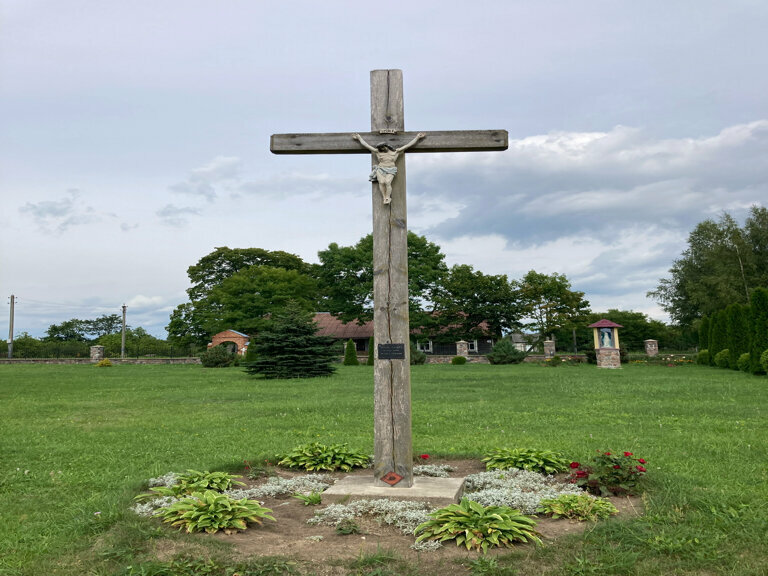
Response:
[698,315,711,351]
[451,355,467,365]
[738,353,751,372]
[697,350,710,365]
[726,303,750,370]
[200,345,235,368]
[410,342,427,365]
[761,349,768,374]
[343,339,359,366]
[714,349,730,369]
[709,310,728,366]
[749,288,768,374]
[243,302,336,379]
[487,338,526,365]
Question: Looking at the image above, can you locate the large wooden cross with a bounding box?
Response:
[271,69,507,487]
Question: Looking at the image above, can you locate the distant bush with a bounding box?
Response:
[584,349,597,364]
[367,337,374,365]
[714,349,730,369]
[620,348,629,364]
[410,342,427,365]
[95,359,113,367]
[451,355,467,365]
[697,349,710,365]
[487,339,526,365]
[738,353,751,372]
[200,345,235,368]
[343,339,359,366]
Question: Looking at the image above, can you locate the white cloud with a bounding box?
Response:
[125,294,167,309]
[416,121,768,246]
[169,156,242,201]
[156,204,201,227]
[18,189,101,233]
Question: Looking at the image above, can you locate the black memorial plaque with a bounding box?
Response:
[378,343,406,360]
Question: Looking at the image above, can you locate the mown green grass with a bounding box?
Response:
[0,363,766,575]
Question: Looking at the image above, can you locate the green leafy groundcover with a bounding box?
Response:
[482,447,570,474]
[537,493,618,522]
[154,490,274,534]
[415,498,541,552]
[277,441,370,471]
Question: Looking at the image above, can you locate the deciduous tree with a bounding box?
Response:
[649,206,768,325]
[430,264,518,341]
[513,271,590,347]
[316,232,448,329]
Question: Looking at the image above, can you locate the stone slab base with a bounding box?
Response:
[322,476,465,507]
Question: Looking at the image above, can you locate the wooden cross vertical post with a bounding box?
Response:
[271,69,507,487]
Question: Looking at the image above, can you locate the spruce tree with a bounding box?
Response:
[749,288,768,374]
[244,301,337,379]
[343,339,359,365]
[726,303,750,370]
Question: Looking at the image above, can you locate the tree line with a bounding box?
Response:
[164,234,683,352]
[649,205,768,326]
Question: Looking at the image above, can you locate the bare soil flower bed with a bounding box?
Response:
[148,460,642,575]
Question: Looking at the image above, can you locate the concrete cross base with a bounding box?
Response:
[322,476,465,507]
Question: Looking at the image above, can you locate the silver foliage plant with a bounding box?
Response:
[227,474,334,499]
[413,464,455,478]
[309,498,433,535]
[463,469,585,514]
[132,472,335,517]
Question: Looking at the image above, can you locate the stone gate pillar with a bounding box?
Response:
[644,339,659,357]
[543,340,556,359]
[90,346,105,362]
[456,340,469,358]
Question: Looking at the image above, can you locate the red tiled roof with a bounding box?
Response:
[313,313,373,339]
[588,319,624,328]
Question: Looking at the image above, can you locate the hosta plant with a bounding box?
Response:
[148,469,244,497]
[154,490,274,534]
[278,442,370,472]
[414,498,540,552]
[293,491,323,506]
[569,451,647,496]
[483,448,570,474]
[537,493,618,521]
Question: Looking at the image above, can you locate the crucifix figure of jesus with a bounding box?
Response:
[353,132,425,204]
[271,69,507,488]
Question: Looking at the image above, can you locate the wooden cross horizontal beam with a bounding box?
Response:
[270,129,508,155]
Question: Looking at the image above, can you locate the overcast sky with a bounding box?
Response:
[2,1,767,338]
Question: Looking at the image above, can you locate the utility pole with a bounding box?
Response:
[7,295,16,359]
[121,304,127,359]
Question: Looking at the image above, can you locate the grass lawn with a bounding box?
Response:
[0,363,766,575]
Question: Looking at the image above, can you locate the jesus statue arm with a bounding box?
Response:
[395,132,426,153]
[352,133,378,153]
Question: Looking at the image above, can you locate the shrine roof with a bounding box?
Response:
[588,319,624,328]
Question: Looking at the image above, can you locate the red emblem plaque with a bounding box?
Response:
[381,472,403,486]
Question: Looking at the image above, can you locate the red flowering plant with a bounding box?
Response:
[569,450,647,496]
